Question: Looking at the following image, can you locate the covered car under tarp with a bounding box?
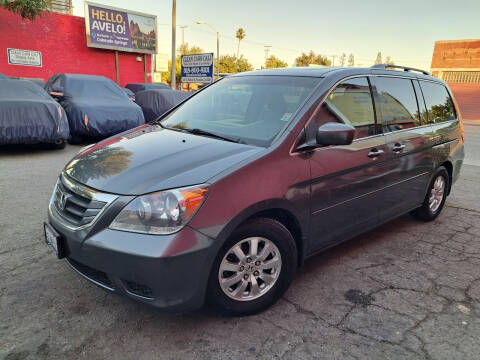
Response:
[134,89,192,121]
[125,83,171,94]
[13,77,45,88]
[122,87,135,100]
[0,79,69,145]
[45,74,145,138]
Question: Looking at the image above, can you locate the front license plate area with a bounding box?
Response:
[44,223,66,259]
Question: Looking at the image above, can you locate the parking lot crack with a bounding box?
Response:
[281,297,334,326]
[446,204,480,215]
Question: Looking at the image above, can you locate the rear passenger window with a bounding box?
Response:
[320,77,376,140]
[419,81,456,123]
[374,77,421,132]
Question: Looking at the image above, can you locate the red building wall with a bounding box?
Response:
[0,8,151,87]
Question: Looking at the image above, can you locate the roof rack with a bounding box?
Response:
[371,64,431,76]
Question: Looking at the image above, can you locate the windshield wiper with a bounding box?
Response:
[182,128,242,144]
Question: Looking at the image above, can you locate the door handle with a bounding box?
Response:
[392,143,405,152]
[368,148,384,158]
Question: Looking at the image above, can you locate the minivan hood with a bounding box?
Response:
[65,125,262,195]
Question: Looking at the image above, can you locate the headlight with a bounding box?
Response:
[109,185,209,235]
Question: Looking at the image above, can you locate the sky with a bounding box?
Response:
[73,0,480,70]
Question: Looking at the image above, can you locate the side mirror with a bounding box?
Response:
[316,122,355,146]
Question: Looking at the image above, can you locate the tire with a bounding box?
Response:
[52,140,66,149]
[206,218,297,316]
[69,135,83,145]
[410,166,450,222]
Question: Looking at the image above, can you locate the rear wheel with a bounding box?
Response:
[207,218,297,316]
[410,166,449,221]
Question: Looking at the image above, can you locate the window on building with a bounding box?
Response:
[442,71,480,83]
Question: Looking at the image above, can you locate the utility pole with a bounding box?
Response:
[216,32,220,78]
[170,0,176,90]
[196,21,220,79]
[179,25,188,50]
[331,55,336,67]
[264,45,271,61]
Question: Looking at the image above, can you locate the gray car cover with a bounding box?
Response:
[45,74,145,138]
[0,79,69,145]
[125,83,171,94]
[135,89,192,121]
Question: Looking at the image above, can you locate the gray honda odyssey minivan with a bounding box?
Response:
[45,64,465,315]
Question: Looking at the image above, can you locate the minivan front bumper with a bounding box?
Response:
[47,179,217,313]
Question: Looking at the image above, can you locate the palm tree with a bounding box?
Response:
[236,28,246,58]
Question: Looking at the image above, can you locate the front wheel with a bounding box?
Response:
[410,166,450,221]
[207,218,297,316]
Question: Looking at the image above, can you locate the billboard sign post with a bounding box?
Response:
[84,2,157,54]
[181,53,214,84]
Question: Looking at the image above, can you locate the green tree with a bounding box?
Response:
[339,53,346,67]
[385,56,394,65]
[348,53,355,67]
[375,52,383,65]
[236,28,246,58]
[217,54,253,73]
[0,0,50,20]
[179,43,203,56]
[295,51,331,67]
[264,55,288,69]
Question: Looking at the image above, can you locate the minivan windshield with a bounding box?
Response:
[161,76,320,146]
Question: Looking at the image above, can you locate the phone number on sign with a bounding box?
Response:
[183,67,211,74]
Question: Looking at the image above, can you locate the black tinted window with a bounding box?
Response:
[374,77,420,132]
[419,81,456,123]
[322,77,376,139]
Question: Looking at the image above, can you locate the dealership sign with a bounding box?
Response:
[7,49,42,67]
[181,53,214,83]
[84,2,157,54]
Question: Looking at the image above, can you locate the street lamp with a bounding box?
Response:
[196,20,219,79]
[171,0,176,89]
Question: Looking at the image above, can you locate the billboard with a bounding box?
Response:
[84,2,157,54]
[181,53,214,84]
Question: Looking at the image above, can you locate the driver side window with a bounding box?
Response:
[313,77,377,140]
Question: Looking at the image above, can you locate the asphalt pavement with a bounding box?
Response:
[1,127,480,359]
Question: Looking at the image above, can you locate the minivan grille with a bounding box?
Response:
[53,180,106,228]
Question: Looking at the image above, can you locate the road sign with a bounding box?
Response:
[7,49,42,67]
[181,53,214,84]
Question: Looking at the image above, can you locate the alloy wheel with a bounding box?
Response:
[218,237,282,301]
[429,175,445,213]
